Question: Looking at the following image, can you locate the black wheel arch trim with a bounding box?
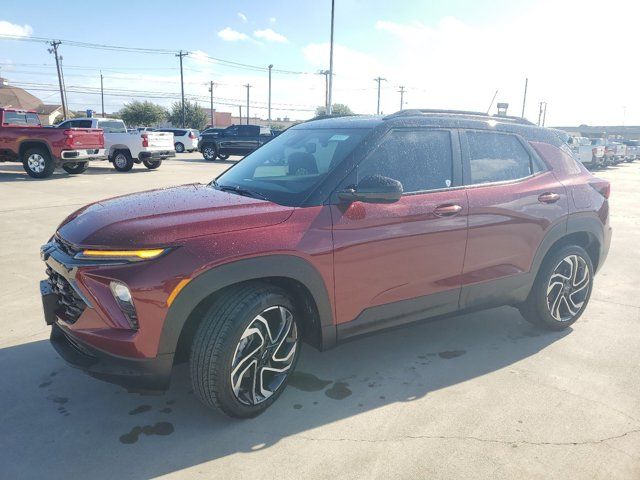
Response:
[157,255,336,356]
[19,140,55,162]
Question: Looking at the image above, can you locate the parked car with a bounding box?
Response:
[57,118,175,171]
[155,128,199,153]
[623,139,639,162]
[40,109,611,418]
[199,124,276,161]
[567,136,605,169]
[0,108,106,178]
[137,127,156,132]
[604,139,626,164]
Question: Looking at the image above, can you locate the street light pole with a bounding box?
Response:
[268,64,273,121]
[327,0,335,115]
[374,77,386,114]
[521,77,528,118]
[100,72,105,118]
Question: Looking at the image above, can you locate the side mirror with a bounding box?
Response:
[338,175,403,204]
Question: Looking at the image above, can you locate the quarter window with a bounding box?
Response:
[356,129,453,193]
[466,131,533,184]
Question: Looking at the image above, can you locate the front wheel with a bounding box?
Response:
[62,162,89,174]
[190,283,300,418]
[143,159,162,170]
[202,144,218,161]
[519,245,593,330]
[22,147,55,178]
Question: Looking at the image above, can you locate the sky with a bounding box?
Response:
[0,0,639,126]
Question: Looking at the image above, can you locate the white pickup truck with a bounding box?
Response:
[57,118,175,171]
[567,136,605,169]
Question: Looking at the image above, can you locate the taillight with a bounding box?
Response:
[141,134,149,147]
[63,129,74,147]
[188,131,196,139]
[589,179,610,199]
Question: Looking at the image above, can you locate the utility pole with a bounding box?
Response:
[327,0,335,115]
[521,77,528,118]
[398,86,406,111]
[374,77,386,114]
[208,81,215,127]
[542,102,548,126]
[48,41,67,120]
[318,70,330,113]
[100,72,105,117]
[176,50,188,127]
[59,56,69,115]
[268,64,273,121]
[238,105,242,124]
[244,84,251,125]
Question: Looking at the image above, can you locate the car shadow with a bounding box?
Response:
[0,306,569,479]
[0,164,162,183]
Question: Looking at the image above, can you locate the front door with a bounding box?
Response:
[331,128,469,337]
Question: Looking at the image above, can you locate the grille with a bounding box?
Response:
[46,267,86,324]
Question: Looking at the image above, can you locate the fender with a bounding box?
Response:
[19,140,54,161]
[157,255,336,356]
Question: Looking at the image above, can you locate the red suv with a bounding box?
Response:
[40,110,611,418]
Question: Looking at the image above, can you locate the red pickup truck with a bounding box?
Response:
[0,108,106,178]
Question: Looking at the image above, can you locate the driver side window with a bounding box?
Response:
[356,129,454,193]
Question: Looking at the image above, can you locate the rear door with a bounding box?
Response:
[459,129,568,309]
[331,128,468,334]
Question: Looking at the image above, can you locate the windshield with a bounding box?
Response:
[213,127,368,206]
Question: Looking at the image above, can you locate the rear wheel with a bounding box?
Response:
[519,245,593,330]
[190,283,300,418]
[22,147,55,178]
[112,150,134,172]
[143,159,162,170]
[218,153,230,160]
[175,142,185,153]
[62,162,89,174]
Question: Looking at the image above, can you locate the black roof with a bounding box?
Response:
[292,110,563,147]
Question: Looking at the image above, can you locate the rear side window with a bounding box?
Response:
[97,120,127,133]
[465,131,533,184]
[3,111,40,126]
[357,129,453,193]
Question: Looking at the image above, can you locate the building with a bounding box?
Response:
[0,77,63,125]
[202,108,298,129]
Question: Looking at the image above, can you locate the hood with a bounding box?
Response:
[57,184,294,249]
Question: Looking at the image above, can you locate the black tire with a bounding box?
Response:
[218,153,230,160]
[112,150,134,172]
[62,161,89,174]
[22,147,55,179]
[190,283,300,418]
[519,244,594,331]
[143,159,162,170]
[175,142,185,153]
[202,143,218,161]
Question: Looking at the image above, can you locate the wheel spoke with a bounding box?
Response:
[549,288,564,320]
[562,295,578,316]
[566,291,584,311]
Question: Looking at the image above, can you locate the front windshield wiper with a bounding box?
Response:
[212,181,269,201]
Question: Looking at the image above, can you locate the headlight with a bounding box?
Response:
[110,281,138,330]
[76,248,167,261]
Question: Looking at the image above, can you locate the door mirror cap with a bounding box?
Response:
[338,175,403,204]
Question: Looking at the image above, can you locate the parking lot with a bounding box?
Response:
[0,154,639,479]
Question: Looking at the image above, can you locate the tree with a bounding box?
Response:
[168,100,208,130]
[119,101,167,127]
[314,103,354,117]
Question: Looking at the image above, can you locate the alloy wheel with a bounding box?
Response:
[27,154,45,173]
[546,254,590,321]
[114,154,127,169]
[230,306,298,405]
[203,147,216,160]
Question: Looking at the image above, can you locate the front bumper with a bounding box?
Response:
[40,240,174,391]
[139,150,176,161]
[60,148,107,162]
[49,322,172,391]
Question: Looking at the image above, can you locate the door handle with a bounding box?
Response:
[538,192,560,204]
[434,204,463,217]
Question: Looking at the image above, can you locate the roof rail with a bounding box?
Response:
[383,109,535,126]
